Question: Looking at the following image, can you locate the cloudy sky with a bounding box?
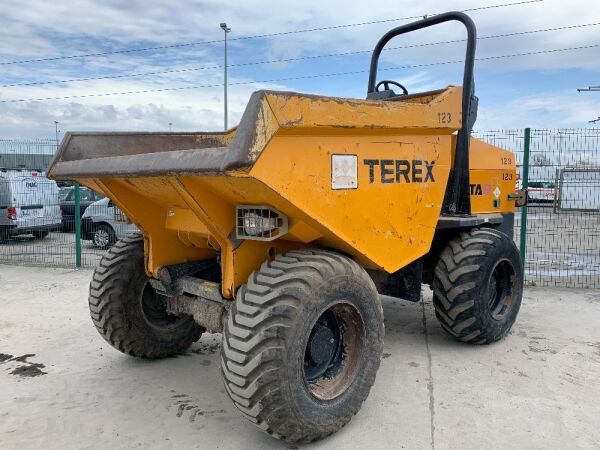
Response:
[0,0,599,140]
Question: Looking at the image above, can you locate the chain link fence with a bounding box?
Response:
[1,131,599,288]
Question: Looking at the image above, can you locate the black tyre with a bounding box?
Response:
[88,234,203,358]
[93,223,116,249]
[32,230,49,239]
[221,249,384,443]
[432,228,523,344]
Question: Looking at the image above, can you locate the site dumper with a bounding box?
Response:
[48,12,524,443]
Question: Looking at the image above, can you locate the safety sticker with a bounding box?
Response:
[331,154,358,190]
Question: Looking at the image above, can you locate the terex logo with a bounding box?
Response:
[363,159,435,184]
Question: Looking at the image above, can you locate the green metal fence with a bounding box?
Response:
[0,139,132,268]
[1,132,599,288]
[474,128,600,288]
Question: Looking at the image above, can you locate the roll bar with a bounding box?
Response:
[367,12,477,215]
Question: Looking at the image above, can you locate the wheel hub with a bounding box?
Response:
[488,259,515,321]
[304,310,341,382]
[302,303,365,401]
[140,282,180,329]
[308,324,336,366]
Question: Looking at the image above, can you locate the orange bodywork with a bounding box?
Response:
[48,86,516,298]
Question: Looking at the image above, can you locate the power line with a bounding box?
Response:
[1,43,596,104]
[0,0,543,66]
[4,20,597,89]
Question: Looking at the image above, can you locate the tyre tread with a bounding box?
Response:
[432,228,522,344]
[221,249,383,443]
[88,233,202,358]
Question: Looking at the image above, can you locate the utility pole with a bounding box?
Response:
[54,121,60,148]
[220,22,231,130]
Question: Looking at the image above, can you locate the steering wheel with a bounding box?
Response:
[375,80,408,96]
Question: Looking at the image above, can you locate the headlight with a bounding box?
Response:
[236,206,288,241]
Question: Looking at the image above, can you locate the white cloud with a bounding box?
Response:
[477,91,600,129]
[0,0,599,138]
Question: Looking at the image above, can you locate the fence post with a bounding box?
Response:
[519,128,531,269]
[74,183,82,267]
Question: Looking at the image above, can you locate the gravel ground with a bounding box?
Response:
[1,264,600,449]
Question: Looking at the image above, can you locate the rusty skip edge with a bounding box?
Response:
[47,89,272,180]
[47,88,458,180]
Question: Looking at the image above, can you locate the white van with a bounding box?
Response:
[0,169,62,241]
[81,197,138,249]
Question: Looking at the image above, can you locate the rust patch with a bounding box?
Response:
[247,96,279,162]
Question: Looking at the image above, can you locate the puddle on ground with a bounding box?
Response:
[1,353,47,378]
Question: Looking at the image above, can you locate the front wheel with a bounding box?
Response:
[432,228,523,344]
[221,249,384,444]
[88,234,203,358]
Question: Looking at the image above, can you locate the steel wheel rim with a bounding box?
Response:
[487,259,516,321]
[139,281,182,330]
[302,302,365,401]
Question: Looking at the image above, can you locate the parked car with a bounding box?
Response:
[81,197,138,249]
[59,186,104,231]
[0,169,62,241]
[517,180,556,204]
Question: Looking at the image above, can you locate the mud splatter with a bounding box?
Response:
[528,346,558,355]
[188,409,227,423]
[10,365,46,378]
[170,392,226,422]
[2,354,46,378]
[189,342,221,356]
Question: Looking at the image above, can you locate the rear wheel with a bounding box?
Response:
[221,249,384,443]
[432,228,523,344]
[88,234,203,358]
[93,224,116,249]
[32,230,49,239]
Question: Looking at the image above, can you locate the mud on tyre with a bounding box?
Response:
[432,228,523,344]
[221,249,384,443]
[88,234,203,358]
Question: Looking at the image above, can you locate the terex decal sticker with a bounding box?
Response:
[363,159,435,184]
